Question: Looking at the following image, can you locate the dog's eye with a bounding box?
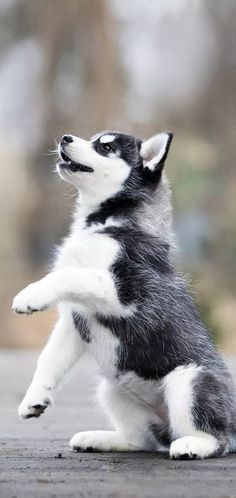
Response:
[102,143,113,153]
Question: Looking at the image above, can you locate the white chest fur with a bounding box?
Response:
[53,219,125,377]
[55,227,120,272]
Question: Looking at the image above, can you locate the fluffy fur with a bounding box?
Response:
[13,130,236,459]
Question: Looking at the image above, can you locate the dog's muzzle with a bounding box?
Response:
[58,135,94,173]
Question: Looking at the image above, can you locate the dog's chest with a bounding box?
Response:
[55,229,119,271]
[70,309,120,377]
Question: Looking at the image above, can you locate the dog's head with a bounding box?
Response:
[57,130,173,205]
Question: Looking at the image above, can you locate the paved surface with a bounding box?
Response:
[1,350,236,498]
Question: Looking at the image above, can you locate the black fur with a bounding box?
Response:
[86,197,139,227]
[86,132,160,227]
[192,369,236,436]
[72,312,91,343]
[95,225,225,380]
[150,423,172,448]
[92,132,142,166]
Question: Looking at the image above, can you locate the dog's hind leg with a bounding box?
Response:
[70,379,159,452]
[163,364,229,459]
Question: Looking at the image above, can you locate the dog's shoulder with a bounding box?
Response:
[103,223,171,272]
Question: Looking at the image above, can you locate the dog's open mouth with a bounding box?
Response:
[59,150,94,173]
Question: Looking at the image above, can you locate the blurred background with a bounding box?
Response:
[0,0,235,350]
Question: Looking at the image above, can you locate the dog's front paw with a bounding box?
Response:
[18,387,53,419]
[12,280,54,314]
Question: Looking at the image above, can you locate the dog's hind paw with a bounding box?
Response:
[170,435,220,460]
[69,431,137,452]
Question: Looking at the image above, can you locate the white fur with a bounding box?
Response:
[12,268,126,315]
[70,377,166,452]
[18,307,84,419]
[13,225,135,318]
[163,364,202,438]
[162,364,222,459]
[13,166,136,421]
[57,135,130,206]
[99,134,116,143]
[170,433,220,459]
[69,431,136,452]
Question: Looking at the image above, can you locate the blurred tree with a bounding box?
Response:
[0,0,235,347]
[22,0,125,266]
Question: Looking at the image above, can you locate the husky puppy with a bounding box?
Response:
[13,130,236,459]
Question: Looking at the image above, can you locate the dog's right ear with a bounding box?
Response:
[140,132,173,181]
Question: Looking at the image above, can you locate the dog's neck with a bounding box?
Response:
[71,191,138,233]
[70,174,175,250]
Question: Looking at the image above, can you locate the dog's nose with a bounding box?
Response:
[61,135,73,144]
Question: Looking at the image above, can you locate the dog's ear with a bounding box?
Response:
[140,132,173,181]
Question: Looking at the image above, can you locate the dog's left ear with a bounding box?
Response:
[140,132,173,180]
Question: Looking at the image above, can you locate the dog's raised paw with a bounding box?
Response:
[12,282,51,314]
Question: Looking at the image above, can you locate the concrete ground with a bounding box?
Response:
[1,350,236,498]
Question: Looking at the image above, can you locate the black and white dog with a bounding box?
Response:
[13,130,236,459]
